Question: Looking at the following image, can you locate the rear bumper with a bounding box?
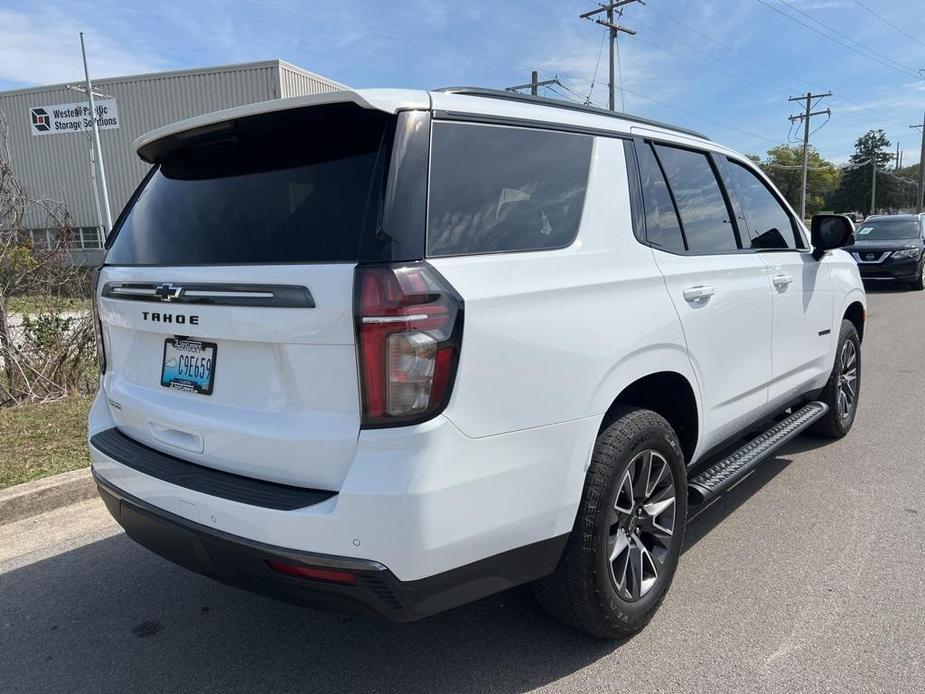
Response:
[95,471,567,621]
[88,389,593,617]
[88,390,593,583]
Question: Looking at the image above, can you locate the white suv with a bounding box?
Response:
[89,88,866,638]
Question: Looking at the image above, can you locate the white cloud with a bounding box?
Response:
[0,8,164,88]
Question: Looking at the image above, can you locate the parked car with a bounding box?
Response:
[88,88,866,639]
[850,214,925,290]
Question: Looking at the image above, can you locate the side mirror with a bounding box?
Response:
[810,214,855,260]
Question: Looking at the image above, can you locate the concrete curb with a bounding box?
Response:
[0,469,98,525]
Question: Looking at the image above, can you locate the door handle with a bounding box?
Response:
[683,285,715,302]
[772,274,793,289]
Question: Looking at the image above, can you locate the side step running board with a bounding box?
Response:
[688,401,828,505]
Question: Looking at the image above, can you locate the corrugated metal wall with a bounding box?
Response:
[0,60,342,231]
[278,61,348,98]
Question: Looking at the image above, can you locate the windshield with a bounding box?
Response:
[854,219,921,241]
[106,104,393,265]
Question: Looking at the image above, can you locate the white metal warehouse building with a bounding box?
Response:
[0,60,345,264]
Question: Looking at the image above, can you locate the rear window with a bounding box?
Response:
[427,122,593,256]
[106,104,392,265]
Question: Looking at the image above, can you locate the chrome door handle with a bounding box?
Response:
[772,274,793,289]
[683,285,715,302]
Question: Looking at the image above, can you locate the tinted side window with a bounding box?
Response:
[636,143,685,251]
[724,160,799,249]
[654,145,738,252]
[427,123,593,256]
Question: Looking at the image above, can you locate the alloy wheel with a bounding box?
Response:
[606,450,676,601]
[837,339,858,420]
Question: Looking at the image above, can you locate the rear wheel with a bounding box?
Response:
[811,319,861,438]
[533,407,687,639]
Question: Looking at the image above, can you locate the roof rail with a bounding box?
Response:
[433,87,710,141]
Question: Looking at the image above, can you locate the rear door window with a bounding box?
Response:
[427,122,593,256]
[653,144,739,253]
[106,104,393,265]
[636,143,686,251]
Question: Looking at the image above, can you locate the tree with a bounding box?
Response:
[0,110,94,404]
[747,145,840,217]
[829,129,903,214]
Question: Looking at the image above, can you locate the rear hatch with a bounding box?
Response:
[97,101,403,489]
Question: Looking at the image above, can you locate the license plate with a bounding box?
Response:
[161,338,217,395]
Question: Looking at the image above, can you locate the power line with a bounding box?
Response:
[642,3,808,89]
[506,72,560,95]
[755,0,922,79]
[850,0,925,50]
[586,29,608,104]
[775,0,922,76]
[629,32,790,98]
[249,0,786,148]
[557,71,782,145]
[763,162,838,171]
[629,14,799,95]
[639,1,916,129]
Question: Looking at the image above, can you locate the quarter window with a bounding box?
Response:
[427,123,593,256]
[654,145,738,252]
[724,160,800,249]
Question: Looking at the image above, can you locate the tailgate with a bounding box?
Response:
[98,264,359,489]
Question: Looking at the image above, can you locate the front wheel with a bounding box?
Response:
[811,319,861,438]
[533,407,687,639]
[911,258,925,291]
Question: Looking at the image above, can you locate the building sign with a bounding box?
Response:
[29,99,119,136]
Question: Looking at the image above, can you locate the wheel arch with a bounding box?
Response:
[843,300,865,343]
[600,371,700,464]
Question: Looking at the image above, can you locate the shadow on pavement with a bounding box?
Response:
[1,437,813,694]
[1,531,617,694]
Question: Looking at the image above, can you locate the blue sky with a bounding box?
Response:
[1,0,923,163]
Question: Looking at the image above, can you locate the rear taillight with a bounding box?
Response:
[354,263,463,428]
[91,268,106,375]
[266,560,358,585]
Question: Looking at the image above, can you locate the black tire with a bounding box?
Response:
[911,257,925,291]
[533,407,687,639]
[810,319,861,438]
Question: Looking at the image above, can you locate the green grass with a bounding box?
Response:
[8,295,90,315]
[0,394,93,489]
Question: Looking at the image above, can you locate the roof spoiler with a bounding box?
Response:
[134,89,430,163]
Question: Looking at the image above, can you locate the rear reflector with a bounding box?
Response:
[354,263,463,428]
[91,267,107,375]
[266,560,358,585]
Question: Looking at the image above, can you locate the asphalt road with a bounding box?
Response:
[2,286,923,693]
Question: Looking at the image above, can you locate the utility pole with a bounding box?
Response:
[788,92,831,220]
[871,160,878,215]
[579,1,643,112]
[78,33,113,236]
[912,113,925,214]
[506,72,560,96]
